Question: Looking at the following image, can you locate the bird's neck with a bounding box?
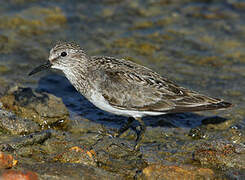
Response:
[62,61,90,96]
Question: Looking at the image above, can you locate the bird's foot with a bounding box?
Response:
[97,117,146,152]
[97,117,135,138]
[115,117,135,137]
[133,117,146,151]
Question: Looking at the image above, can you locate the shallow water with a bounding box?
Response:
[0,0,245,179]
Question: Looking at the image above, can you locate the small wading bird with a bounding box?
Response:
[29,42,232,150]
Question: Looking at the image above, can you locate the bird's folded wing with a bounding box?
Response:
[98,70,227,113]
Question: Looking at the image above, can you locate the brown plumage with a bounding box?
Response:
[29,42,232,150]
[89,56,231,113]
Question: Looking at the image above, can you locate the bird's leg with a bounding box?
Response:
[115,117,135,137]
[134,117,146,151]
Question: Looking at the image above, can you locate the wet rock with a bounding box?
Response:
[0,130,51,150]
[193,140,245,170]
[68,117,104,135]
[40,132,72,156]
[0,109,39,135]
[53,146,97,167]
[1,170,38,180]
[141,164,216,180]
[228,125,244,144]
[43,117,104,154]
[9,130,72,162]
[188,127,207,140]
[0,152,17,169]
[0,144,15,153]
[0,87,69,128]
[21,162,122,180]
[92,136,147,178]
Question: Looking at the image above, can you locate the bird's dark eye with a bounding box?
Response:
[61,52,67,57]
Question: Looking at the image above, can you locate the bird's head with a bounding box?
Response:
[29,42,87,76]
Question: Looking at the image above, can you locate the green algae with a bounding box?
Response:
[0,7,66,37]
[0,65,10,74]
[112,37,159,56]
[131,21,154,30]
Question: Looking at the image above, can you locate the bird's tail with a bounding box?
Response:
[169,100,232,113]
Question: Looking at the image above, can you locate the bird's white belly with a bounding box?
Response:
[89,90,165,118]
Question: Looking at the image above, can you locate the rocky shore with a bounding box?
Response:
[0,85,244,179]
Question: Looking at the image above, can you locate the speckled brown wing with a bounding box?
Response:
[92,57,232,113]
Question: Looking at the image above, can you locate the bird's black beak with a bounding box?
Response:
[28,61,52,76]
